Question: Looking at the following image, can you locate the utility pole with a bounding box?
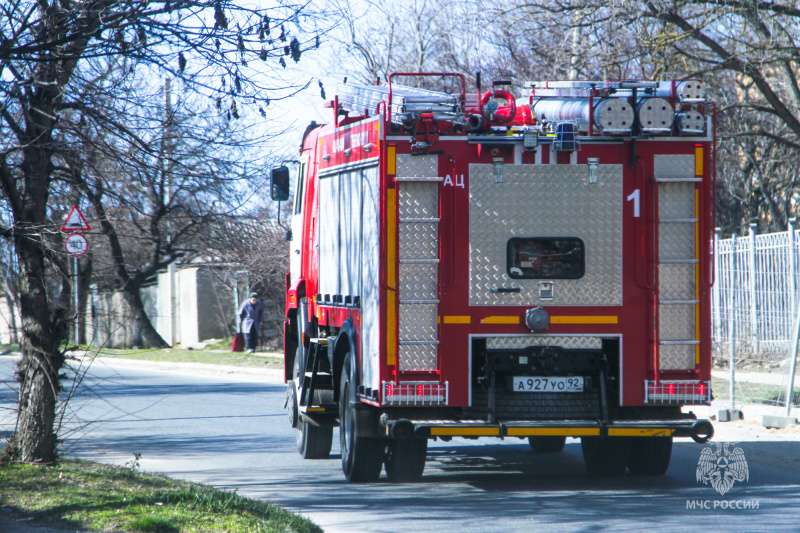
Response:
[165,77,177,346]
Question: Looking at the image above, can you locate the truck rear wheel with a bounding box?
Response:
[581,437,630,476]
[340,352,384,482]
[385,439,428,482]
[628,437,673,475]
[528,436,566,453]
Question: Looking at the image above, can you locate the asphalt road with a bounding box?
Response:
[2,355,799,532]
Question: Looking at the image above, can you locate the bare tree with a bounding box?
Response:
[64,68,282,348]
[0,0,327,465]
[487,1,800,229]
[204,214,289,326]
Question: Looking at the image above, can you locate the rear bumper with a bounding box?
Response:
[385,418,714,443]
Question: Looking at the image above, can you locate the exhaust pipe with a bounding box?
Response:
[690,419,714,443]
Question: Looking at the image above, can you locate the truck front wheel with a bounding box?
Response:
[339,352,384,482]
[292,350,333,459]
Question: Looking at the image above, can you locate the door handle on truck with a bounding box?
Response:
[491,287,521,293]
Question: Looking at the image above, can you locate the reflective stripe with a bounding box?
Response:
[387,144,396,175]
[607,428,675,437]
[695,145,704,176]
[430,427,500,436]
[443,316,471,324]
[551,315,618,324]
[506,427,600,437]
[481,316,520,324]
[387,188,397,366]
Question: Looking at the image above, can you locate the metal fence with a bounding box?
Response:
[712,222,800,411]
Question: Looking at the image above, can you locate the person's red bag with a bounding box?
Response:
[231,333,245,352]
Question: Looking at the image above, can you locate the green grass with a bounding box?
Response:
[712,375,800,407]
[60,339,284,369]
[0,459,321,533]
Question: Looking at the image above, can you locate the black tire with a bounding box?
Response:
[581,437,630,476]
[292,351,333,459]
[385,439,428,482]
[296,389,334,459]
[628,437,673,476]
[528,436,567,453]
[339,352,384,482]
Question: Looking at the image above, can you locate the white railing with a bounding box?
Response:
[712,221,800,411]
[713,222,800,359]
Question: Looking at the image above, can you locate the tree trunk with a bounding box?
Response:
[120,284,169,349]
[5,235,68,464]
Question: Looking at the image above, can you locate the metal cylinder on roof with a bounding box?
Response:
[676,110,706,135]
[637,97,674,133]
[531,98,634,134]
[655,80,705,103]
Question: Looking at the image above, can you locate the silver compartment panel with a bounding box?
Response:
[469,164,623,306]
[659,344,696,371]
[654,155,696,181]
[485,336,603,350]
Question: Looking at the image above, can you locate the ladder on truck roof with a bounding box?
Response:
[336,81,466,125]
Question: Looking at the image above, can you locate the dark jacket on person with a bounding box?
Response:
[239,299,264,334]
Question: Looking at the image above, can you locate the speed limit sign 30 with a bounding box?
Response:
[65,233,89,257]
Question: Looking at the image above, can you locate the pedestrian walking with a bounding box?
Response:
[239,292,264,353]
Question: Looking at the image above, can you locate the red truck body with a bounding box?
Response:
[277,74,715,482]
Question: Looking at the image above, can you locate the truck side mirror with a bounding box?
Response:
[271,166,291,202]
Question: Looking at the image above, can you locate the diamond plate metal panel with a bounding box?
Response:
[660,223,695,260]
[659,345,695,370]
[659,304,696,340]
[397,154,439,178]
[399,344,438,371]
[485,336,603,350]
[469,164,622,306]
[400,223,438,260]
[654,155,695,180]
[399,182,438,219]
[659,263,696,300]
[399,263,437,300]
[659,182,695,219]
[399,304,437,340]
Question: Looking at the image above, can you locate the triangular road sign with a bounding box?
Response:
[61,205,91,232]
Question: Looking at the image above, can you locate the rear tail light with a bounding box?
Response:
[382,381,448,406]
[645,380,711,404]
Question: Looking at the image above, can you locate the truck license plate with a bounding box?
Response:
[513,376,584,392]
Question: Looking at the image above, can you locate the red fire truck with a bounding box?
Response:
[272,72,715,483]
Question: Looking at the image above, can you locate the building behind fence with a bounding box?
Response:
[713,221,800,410]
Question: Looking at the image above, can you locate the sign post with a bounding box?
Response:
[62,206,91,344]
